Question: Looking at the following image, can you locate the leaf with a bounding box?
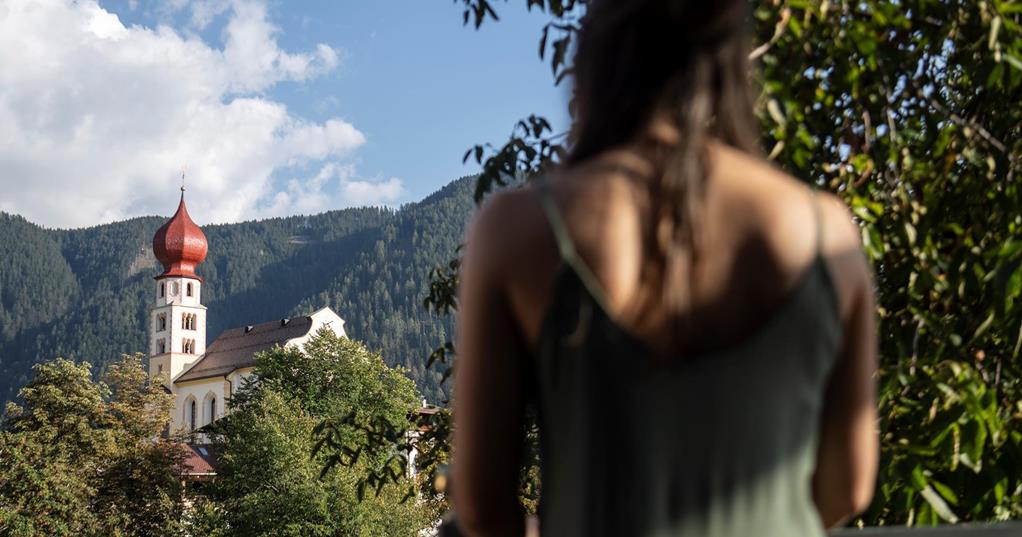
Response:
[904,222,917,246]
[400,486,415,504]
[767,99,787,127]
[990,16,1002,50]
[910,464,928,490]
[920,486,960,523]
[319,454,340,479]
[1003,53,1022,72]
[539,25,549,59]
[972,311,995,340]
[930,480,959,507]
[1013,318,1022,358]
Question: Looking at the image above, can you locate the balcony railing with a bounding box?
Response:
[832,523,1022,536]
[434,518,1022,536]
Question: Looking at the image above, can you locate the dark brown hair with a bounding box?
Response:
[568,0,760,311]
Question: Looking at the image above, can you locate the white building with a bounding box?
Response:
[148,188,346,438]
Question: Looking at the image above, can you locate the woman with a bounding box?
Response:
[453,1,878,536]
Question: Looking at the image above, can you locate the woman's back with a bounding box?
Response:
[499,142,849,357]
[451,1,878,534]
[527,145,842,536]
[453,144,877,536]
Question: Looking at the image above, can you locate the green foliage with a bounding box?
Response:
[0,354,186,536]
[0,214,79,344]
[0,177,476,406]
[0,430,97,536]
[204,330,431,536]
[752,0,1022,526]
[434,0,1022,528]
[208,390,337,537]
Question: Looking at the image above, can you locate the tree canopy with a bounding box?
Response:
[0,354,186,536]
[202,330,431,536]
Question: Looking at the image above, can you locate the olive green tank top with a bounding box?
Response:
[533,186,842,537]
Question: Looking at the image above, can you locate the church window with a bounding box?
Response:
[187,282,194,297]
[160,283,165,298]
[157,313,167,332]
[171,282,179,296]
[183,338,196,354]
[157,339,166,354]
[189,399,196,431]
[209,397,216,424]
[182,313,197,330]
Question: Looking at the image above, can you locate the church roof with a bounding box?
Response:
[180,443,218,477]
[175,316,314,383]
[152,192,208,281]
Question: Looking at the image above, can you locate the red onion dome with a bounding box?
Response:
[153,192,207,281]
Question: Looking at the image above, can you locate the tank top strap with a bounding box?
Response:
[809,186,824,257]
[535,181,613,312]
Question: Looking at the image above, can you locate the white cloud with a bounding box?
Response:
[265,163,406,217]
[220,0,338,92]
[0,0,392,228]
[186,0,229,29]
[342,177,406,206]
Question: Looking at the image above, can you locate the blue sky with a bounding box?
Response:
[260,1,571,202]
[0,0,570,227]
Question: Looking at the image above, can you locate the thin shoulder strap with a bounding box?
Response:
[810,186,824,256]
[536,182,576,263]
[535,181,613,312]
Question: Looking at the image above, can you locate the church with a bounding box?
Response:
[148,188,347,439]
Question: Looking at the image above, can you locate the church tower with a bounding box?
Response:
[149,187,208,386]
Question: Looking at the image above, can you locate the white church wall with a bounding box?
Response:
[286,307,347,348]
[173,377,227,437]
[227,367,257,397]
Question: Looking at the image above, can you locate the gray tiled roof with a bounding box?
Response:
[174,316,313,383]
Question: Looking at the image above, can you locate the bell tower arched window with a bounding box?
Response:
[187,282,194,297]
[159,282,165,297]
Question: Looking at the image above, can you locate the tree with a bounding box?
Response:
[93,355,188,536]
[428,0,1022,528]
[0,430,98,536]
[0,354,186,536]
[207,389,340,537]
[204,330,431,536]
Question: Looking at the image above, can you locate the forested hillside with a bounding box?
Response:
[0,177,475,405]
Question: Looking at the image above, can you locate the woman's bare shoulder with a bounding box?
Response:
[463,183,560,278]
[712,144,870,314]
[816,190,873,322]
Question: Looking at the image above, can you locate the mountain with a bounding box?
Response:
[0,177,476,405]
